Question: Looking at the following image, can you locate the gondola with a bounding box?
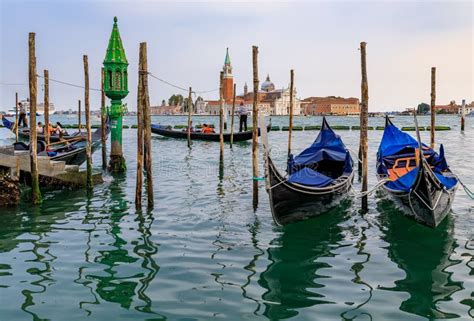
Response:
[151,124,271,142]
[376,116,458,228]
[1,115,85,143]
[261,117,354,225]
[12,120,110,166]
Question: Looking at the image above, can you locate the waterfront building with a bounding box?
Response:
[458,101,474,115]
[300,96,360,115]
[435,101,461,114]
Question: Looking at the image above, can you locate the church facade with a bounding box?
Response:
[204,49,301,116]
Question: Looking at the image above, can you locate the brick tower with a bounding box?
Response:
[222,48,233,103]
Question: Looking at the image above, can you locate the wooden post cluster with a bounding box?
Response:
[230,83,236,148]
[219,71,225,160]
[359,42,369,212]
[430,67,436,149]
[44,70,50,146]
[252,45,259,209]
[187,87,192,148]
[137,42,154,208]
[287,69,295,159]
[15,92,19,142]
[83,55,93,191]
[461,99,465,132]
[28,32,41,204]
[101,68,107,170]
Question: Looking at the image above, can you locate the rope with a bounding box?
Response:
[36,74,101,92]
[453,174,474,199]
[350,178,391,198]
[147,71,219,95]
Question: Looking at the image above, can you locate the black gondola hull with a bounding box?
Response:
[267,157,353,225]
[380,163,457,228]
[50,141,101,166]
[151,125,271,142]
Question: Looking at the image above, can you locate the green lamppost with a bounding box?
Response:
[104,16,128,172]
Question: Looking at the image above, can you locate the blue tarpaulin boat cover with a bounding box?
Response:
[287,167,333,187]
[287,118,353,187]
[380,118,457,192]
[386,167,458,192]
[378,123,421,158]
[2,116,14,130]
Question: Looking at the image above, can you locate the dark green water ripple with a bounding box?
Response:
[0,115,473,320]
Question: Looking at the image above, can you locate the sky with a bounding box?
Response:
[0,0,472,112]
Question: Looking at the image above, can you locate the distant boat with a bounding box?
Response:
[151,124,271,142]
[6,99,56,116]
[467,111,474,117]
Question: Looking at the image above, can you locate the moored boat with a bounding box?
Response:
[151,124,271,142]
[376,116,458,228]
[11,120,110,166]
[261,117,354,225]
[1,115,85,143]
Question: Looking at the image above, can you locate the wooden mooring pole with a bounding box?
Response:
[230,83,236,148]
[28,32,41,204]
[101,68,107,170]
[287,69,294,159]
[83,55,93,191]
[135,51,144,208]
[44,70,50,146]
[252,45,259,209]
[140,42,154,208]
[430,67,436,149]
[187,87,192,148]
[15,92,19,142]
[78,99,81,132]
[219,71,225,162]
[461,99,465,132]
[360,42,369,212]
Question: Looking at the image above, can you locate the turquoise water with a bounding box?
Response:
[0,115,473,320]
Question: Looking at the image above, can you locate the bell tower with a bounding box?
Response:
[222,48,233,102]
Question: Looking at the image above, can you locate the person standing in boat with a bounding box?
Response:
[18,102,28,127]
[237,102,248,132]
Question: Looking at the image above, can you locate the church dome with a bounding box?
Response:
[261,74,275,92]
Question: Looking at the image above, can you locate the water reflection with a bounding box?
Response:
[133,209,162,318]
[241,215,264,315]
[0,190,84,319]
[258,203,350,320]
[340,212,374,321]
[378,199,463,319]
[88,177,139,309]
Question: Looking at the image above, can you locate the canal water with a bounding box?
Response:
[0,115,473,320]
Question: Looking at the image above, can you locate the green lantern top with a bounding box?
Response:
[103,17,129,102]
[104,17,128,65]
